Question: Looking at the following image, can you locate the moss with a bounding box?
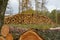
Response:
[9,23,55,29]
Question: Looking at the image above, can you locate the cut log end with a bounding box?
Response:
[6,33,13,40]
[19,30,43,40]
[1,25,9,37]
[0,36,5,40]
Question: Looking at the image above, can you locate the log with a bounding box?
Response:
[1,25,9,37]
[6,33,13,40]
[0,36,5,40]
[19,30,43,40]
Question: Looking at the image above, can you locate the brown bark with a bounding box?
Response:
[0,0,8,32]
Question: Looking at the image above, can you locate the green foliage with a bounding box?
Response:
[39,11,49,16]
[9,23,55,29]
[48,9,60,25]
[56,11,60,24]
[48,9,56,22]
[21,9,36,14]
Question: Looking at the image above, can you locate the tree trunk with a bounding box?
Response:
[0,0,8,32]
[19,0,20,13]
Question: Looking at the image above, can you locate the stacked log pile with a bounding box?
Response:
[23,14,33,24]
[4,14,55,25]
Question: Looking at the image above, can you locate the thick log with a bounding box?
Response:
[0,36,5,40]
[1,25,9,37]
[19,30,43,40]
[6,33,13,40]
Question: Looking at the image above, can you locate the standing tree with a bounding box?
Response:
[19,0,20,13]
[18,0,32,13]
[22,0,31,12]
[35,0,40,13]
[35,0,48,15]
[49,9,57,23]
[41,0,48,16]
[0,0,8,32]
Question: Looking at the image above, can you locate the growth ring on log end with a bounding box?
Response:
[1,25,9,37]
[0,36,5,40]
[6,33,13,40]
[19,30,43,40]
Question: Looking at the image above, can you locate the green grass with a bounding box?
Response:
[9,23,56,29]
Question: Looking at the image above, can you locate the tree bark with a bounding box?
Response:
[0,0,8,32]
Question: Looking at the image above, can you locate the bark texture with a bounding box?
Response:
[0,0,8,32]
